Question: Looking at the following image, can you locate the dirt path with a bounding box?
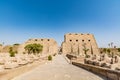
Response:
[12,55,107,80]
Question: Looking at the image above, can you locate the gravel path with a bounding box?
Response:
[12,55,107,80]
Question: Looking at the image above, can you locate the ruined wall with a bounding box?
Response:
[62,33,99,55]
[18,38,58,55]
[0,44,19,53]
[1,45,12,53]
[72,61,120,80]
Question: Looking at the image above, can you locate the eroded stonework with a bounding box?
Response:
[62,33,99,55]
[18,38,58,55]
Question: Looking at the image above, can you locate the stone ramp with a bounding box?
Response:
[12,55,106,80]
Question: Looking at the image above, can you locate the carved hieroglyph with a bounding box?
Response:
[62,33,99,55]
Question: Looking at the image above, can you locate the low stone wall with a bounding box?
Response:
[66,54,77,60]
[72,61,120,80]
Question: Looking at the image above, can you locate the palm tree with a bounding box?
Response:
[111,42,113,48]
[82,43,89,58]
[108,43,110,48]
[83,48,89,55]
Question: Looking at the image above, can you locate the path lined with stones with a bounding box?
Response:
[12,55,106,80]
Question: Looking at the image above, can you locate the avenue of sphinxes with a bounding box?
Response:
[62,33,99,55]
[17,38,58,55]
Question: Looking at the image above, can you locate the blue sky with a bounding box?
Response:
[0,0,120,47]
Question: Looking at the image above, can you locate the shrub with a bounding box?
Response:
[48,55,52,61]
[10,52,15,57]
[9,47,13,53]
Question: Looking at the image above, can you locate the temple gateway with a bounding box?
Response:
[18,38,58,55]
[61,33,99,55]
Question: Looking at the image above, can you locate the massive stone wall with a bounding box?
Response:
[0,44,19,53]
[18,38,58,55]
[1,45,12,53]
[62,33,99,55]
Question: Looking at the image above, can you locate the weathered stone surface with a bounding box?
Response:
[72,61,120,80]
[18,38,58,55]
[62,33,99,55]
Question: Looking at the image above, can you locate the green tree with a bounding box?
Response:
[10,52,15,57]
[82,43,89,58]
[24,43,43,55]
[9,47,13,53]
[13,43,20,46]
[48,55,52,61]
[24,44,33,54]
[83,48,89,58]
[117,48,120,56]
[32,43,43,54]
[83,48,89,55]
[103,48,107,53]
[9,47,15,57]
[107,49,111,56]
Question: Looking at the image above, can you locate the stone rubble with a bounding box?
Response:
[0,53,46,71]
